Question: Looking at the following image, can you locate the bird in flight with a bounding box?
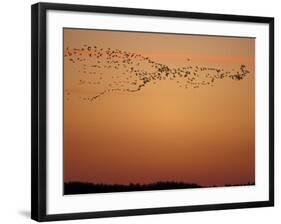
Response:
[64,44,250,102]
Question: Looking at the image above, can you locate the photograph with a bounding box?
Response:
[31,2,274,221]
[0,0,278,223]
[63,28,255,195]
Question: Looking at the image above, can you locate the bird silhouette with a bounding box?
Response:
[64,44,251,102]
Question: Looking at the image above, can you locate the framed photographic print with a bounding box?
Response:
[31,2,274,222]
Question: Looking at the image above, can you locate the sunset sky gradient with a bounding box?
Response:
[63,28,255,187]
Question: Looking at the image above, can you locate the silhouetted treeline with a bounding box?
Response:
[64,181,202,194]
[224,182,255,187]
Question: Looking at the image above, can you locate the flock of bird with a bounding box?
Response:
[64,44,250,102]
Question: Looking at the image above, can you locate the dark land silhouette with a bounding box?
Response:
[64,181,255,195]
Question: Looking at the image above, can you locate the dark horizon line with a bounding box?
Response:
[64,181,255,195]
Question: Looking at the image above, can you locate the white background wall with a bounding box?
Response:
[0,0,279,223]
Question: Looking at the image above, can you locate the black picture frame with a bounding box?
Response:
[31,2,274,222]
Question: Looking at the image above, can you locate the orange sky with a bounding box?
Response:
[63,28,255,187]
